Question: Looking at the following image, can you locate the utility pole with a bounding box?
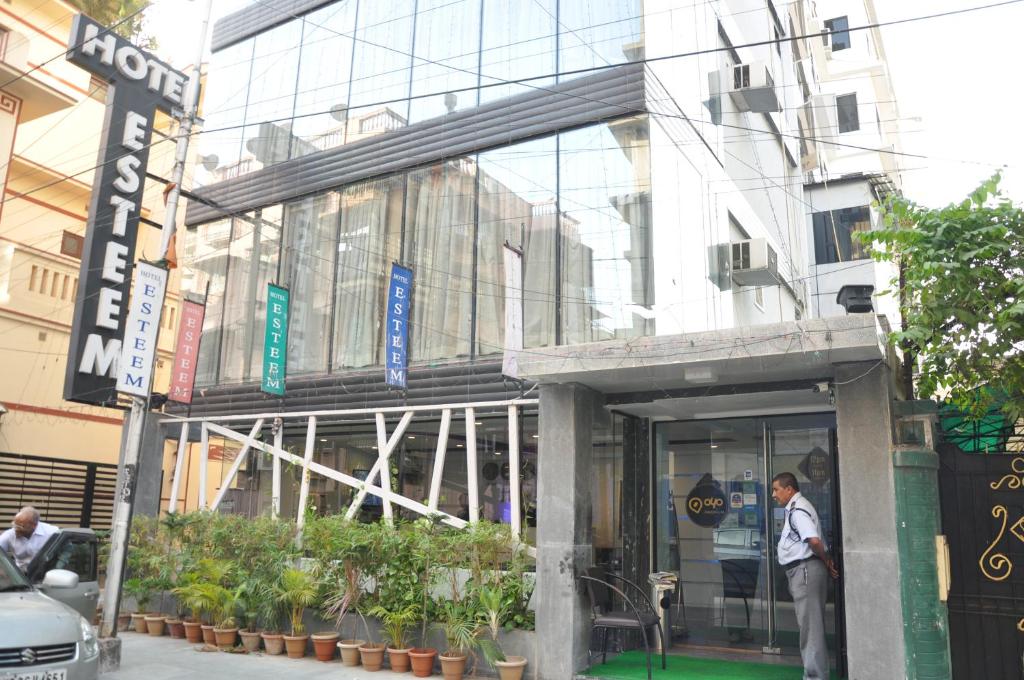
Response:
[98,0,214,644]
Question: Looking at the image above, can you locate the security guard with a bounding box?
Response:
[771,472,838,680]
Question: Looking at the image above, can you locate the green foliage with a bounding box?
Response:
[862,173,1024,421]
[439,600,479,656]
[66,0,156,49]
[367,604,419,650]
[275,568,319,636]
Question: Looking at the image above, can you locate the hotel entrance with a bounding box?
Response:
[652,414,842,668]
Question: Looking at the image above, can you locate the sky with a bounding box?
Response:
[143,0,1024,209]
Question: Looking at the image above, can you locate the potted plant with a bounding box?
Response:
[144,574,173,637]
[438,601,478,680]
[236,577,267,653]
[275,567,318,659]
[212,585,241,650]
[477,587,527,680]
[171,579,207,643]
[123,578,152,634]
[369,604,419,673]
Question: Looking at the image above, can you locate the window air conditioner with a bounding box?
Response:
[724,62,781,113]
[731,238,780,287]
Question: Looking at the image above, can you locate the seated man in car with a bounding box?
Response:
[0,506,59,571]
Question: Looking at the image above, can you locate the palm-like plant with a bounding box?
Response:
[367,604,419,650]
[439,601,479,657]
[211,585,242,629]
[476,586,508,666]
[274,568,318,636]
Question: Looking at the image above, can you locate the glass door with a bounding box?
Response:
[654,414,840,662]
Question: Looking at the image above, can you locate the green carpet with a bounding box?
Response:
[583,651,840,679]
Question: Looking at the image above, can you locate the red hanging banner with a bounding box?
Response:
[167,300,206,404]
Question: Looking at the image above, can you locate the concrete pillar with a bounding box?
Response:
[535,383,600,680]
[834,361,907,679]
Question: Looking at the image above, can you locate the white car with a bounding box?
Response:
[0,529,100,680]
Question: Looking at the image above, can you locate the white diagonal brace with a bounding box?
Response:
[466,407,478,523]
[375,412,394,522]
[295,417,317,537]
[167,423,189,513]
[427,409,452,512]
[508,405,521,538]
[345,410,413,520]
[210,420,264,511]
[200,421,469,529]
[272,423,283,518]
[198,421,209,509]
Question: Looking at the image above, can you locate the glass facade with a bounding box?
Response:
[185,117,653,385]
[194,0,646,185]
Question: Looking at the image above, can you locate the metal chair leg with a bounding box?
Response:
[639,624,652,680]
[601,627,608,664]
[657,622,667,669]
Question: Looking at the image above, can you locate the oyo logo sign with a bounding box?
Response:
[685,478,729,528]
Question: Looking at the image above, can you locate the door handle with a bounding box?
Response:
[85,591,99,599]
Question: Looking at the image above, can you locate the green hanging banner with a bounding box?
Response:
[262,284,289,396]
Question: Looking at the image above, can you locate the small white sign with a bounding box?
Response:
[744,469,753,481]
[116,262,167,396]
[743,493,758,506]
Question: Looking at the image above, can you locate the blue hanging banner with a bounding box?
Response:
[385,263,412,389]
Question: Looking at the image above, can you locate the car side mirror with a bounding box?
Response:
[42,569,80,589]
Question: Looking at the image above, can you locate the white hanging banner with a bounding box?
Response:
[502,243,523,379]
[116,261,168,396]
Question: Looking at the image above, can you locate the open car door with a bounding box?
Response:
[26,528,100,621]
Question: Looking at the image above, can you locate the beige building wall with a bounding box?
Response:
[0,0,196,470]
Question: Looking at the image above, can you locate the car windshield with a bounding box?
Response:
[0,548,30,589]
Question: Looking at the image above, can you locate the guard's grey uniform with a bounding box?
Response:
[777,492,829,680]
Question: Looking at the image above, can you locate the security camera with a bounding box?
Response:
[811,382,830,393]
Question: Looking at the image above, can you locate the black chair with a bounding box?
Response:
[579,566,667,680]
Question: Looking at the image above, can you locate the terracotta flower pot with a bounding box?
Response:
[166,619,185,639]
[283,634,309,659]
[117,612,132,632]
[359,642,386,671]
[214,627,238,650]
[409,648,437,677]
[311,632,339,661]
[261,632,285,656]
[239,630,262,653]
[388,647,411,673]
[144,615,166,637]
[201,624,217,646]
[338,639,365,666]
[183,621,203,643]
[494,655,527,680]
[439,653,467,680]
[131,613,148,634]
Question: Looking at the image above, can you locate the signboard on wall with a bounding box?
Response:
[502,244,523,379]
[115,262,168,396]
[385,263,412,389]
[262,284,289,395]
[62,14,189,405]
[167,300,206,404]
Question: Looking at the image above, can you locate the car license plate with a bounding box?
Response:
[0,669,66,680]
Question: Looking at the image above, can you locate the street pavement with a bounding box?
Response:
[104,632,416,680]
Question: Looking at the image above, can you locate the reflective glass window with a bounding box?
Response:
[332,176,404,370]
[476,137,557,355]
[559,116,653,344]
[182,219,232,386]
[347,0,414,142]
[405,159,477,362]
[240,20,302,174]
[194,40,254,186]
[408,0,481,123]
[281,193,342,375]
[219,208,282,383]
[558,0,644,75]
[479,0,556,103]
[292,1,357,157]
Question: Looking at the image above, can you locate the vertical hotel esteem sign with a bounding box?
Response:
[262,284,289,395]
[63,15,189,405]
[167,300,206,404]
[386,264,412,388]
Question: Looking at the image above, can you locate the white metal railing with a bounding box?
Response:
[162,399,538,541]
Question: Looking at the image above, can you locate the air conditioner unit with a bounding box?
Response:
[724,62,781,113]
[731,238,780,287]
